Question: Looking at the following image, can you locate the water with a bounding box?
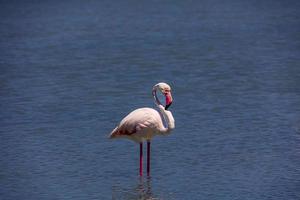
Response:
[1,0,300,199]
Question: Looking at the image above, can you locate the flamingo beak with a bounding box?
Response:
[164,92,173,110]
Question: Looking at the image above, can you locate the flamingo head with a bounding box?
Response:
[153,82,173,110]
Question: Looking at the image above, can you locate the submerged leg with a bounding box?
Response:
[147,141,151,176]
[140,142,143,176]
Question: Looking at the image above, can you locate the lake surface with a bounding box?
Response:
[1,0,300,199]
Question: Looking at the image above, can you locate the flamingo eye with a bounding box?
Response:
[163,89,170,93]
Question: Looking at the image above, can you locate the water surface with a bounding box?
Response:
[1,0,300,199]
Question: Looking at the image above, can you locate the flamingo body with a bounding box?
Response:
[109,107,173,142]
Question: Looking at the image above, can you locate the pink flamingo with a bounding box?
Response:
[109,82,175,176]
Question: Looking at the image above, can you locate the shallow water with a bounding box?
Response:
[1,0,300,199]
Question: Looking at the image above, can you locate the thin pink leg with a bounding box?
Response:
[139,142,143,176]
[147,141,151,176]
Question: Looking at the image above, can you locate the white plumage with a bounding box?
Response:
[109,106,174,142]
[109,82,175,142]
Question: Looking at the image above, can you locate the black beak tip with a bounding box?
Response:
[165,102,172,110]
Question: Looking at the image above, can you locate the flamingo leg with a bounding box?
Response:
[147,140,151,176]
[140,142,143,176]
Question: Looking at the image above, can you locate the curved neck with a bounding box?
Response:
[152,88,175,133]
[152,89,161,107]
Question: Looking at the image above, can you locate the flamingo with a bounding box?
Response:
[109,82,175,176]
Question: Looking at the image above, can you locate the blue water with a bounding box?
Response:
[1,0,300,199]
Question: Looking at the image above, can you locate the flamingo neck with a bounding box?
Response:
[152,88,175,133]
[152,89,161,107]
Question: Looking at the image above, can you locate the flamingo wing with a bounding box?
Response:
[109,108,164,142]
